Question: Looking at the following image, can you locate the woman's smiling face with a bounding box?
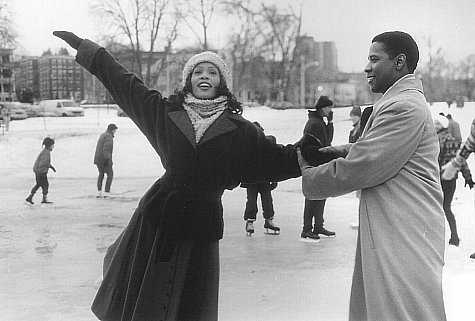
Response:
[191,62,221,99]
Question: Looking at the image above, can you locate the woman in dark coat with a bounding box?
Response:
[53,31,326,321]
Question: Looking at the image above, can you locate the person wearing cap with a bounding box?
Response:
[94,123,118,198]
[299,31,447,320]
[300,95,335,241]
[25,137,56,205]
[434,114,473,247]
[53,31,329,320]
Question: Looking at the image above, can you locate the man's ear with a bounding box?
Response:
[395,53,406,71]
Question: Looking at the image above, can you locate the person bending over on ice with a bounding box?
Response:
[53,31,332,321]
[25,137,56,205]
[442,117,475,259]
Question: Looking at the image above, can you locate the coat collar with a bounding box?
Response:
[168,109,237,147]
[373,74,423,114]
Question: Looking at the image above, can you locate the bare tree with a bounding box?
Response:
[420,36,450,102]
[91,0,182,86]
[182,0,223,50]
[0,1,17,49]
[224,1,299,101]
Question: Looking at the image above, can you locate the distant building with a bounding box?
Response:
[290,36,339,106]
[38,55,84,101]
[14,57,40,101]
[0,48,16,101]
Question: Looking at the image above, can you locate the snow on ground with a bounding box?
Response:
[0,104,474,320]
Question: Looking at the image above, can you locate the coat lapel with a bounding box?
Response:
[168,110,196,146]
[199,112,237,145]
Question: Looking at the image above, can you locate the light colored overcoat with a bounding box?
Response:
[301,75,447,321]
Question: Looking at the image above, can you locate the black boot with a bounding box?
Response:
[264,219,280,235]
[41,196,53,204]
[245,220,254,236]
[25,195,34,205]
[314,227,336,237]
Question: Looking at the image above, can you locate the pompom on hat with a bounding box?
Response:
[182,51,231,88]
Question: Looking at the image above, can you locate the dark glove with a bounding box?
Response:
[465,178,474,189]
[50,165,56,173]
[326,111,333,123]
[53,31,83,50]
[298,134,338,166]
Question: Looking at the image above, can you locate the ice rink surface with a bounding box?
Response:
[1,104,474,320]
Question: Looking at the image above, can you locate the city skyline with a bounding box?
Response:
[11,0,475,72]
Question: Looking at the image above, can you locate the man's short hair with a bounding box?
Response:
[372,31,419,73]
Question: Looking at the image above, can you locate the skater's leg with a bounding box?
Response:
[441,179,459,245]
[260,188,275,221]
[303,199,317,232]
[96,164,105,192]
[104,162,114,193]
[244,188,258,221]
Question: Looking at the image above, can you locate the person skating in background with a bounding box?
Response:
[348,105,362,144]
[442,117,475,259]
[242,122,280,236]
[94,123,117,198]
[25,137,56,205]
[299,31,447,320]
[300,96,335,241]
[53,31,329,321]
[434,115,474,247]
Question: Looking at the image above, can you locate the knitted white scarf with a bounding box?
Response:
[182,93,228,143]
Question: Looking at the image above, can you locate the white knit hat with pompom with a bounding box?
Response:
[181,51,231,88]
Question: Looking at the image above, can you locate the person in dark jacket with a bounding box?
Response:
[25,137,56,205]
[300,96,336,241]
[434,115,474,247]
[242,121,280,236]
[348,105,362,143]
[94,123,118,198]
[53,31,331,321]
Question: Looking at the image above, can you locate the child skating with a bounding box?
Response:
[25,137,56,205]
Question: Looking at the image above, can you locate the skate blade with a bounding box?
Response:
[24,201,34,206]
[264,230,280,235]
[317,234,336,238]
[299,237,320,243]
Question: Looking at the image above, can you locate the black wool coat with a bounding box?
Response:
[76,40,303,320]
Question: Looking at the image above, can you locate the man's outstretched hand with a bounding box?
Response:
[53,31,83,50]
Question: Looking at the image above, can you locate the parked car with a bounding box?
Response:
[35,99,85,117]
[0,102,28,120]
[9,107,28,120]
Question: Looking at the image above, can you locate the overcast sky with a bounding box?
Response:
[11,0,475,72]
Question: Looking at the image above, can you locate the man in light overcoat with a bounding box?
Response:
[299,31,447,321]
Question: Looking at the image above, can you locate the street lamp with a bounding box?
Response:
[300,55,319,107]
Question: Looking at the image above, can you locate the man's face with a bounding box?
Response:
[365,42,398,94]
[191,62,220,99]
[321,105,333,117]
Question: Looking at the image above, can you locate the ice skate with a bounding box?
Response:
[245,220,254,236]
[300,230,320,242]
[314,227,336,238]
[264,219,280,235]
[24,195,34,206]
[96,190,103,199]
[41,196,53,205]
